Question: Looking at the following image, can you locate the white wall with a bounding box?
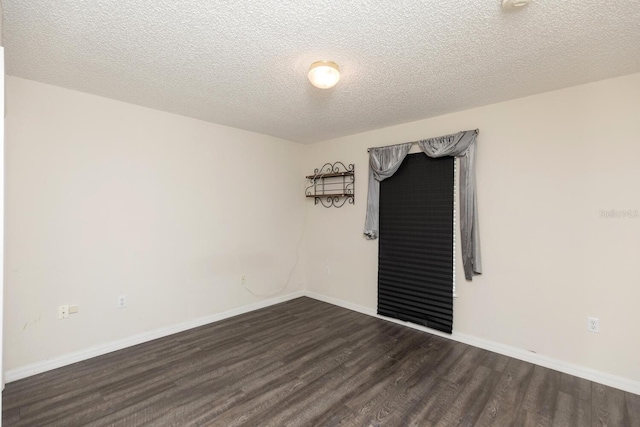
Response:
[4,76,306,371]
[303,72,640,383]
[5,71,640,388]
[0,48,5,398]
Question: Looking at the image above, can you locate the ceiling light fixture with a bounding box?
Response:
[502,0,531,11]
[308,61,340,89]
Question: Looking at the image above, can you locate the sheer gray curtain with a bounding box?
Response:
[364,130,481,281]
[363,142,412,240]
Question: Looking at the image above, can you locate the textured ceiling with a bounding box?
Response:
[3,1,640,143]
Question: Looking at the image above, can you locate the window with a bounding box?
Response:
[378,153,454,334]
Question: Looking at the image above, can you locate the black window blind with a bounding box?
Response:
[378,153,454,334]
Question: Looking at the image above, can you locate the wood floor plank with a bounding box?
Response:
[551,390,591,427]
[6,340,196,423]
[560,372,592,402]
[265,328,422,425]
[402,378,460,427]
[474,358,535,427]
[99,366,177,406]
[261,369,360,427]
[627,392,640,427]
[86,386,185,427]
[210,378,303,426]
[17,391,113,427]
[343,334,434,414]
[202,327,376,425]
[162,382,246,426]
[434,366,500,427]
[397,338,467,398]
[516,364,562,426]
[2,361,93,411]
[592,383,631,427]
[371,338,468,426]
[307,404,355,426]
[2,297,639,427]
[1,407,19,426]
[325,340,438,426]
[362,337,466,426]
[441,346,482,384]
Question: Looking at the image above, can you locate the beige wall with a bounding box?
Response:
[303,72,640,382]
[4,76,306,370]
[5,72,640,385]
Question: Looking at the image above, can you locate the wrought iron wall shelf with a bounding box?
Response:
[305,162,355,208]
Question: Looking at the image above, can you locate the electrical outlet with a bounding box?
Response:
[58,305,69,320]
[587,317,599,333]
[325,266,331,276]
[241,274,246,286]
[117,295,127,309]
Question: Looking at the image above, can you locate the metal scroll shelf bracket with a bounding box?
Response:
[305,162,355,208]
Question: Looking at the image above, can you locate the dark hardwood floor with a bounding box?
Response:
[3,297,639,426]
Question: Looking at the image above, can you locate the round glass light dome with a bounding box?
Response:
[308,61,340,89]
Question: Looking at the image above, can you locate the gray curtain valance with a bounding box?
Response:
[364,130,481,281]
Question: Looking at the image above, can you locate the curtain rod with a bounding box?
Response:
[366,128,479,152]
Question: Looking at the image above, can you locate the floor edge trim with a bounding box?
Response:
[304,290,640,396]
[4,290,305,383]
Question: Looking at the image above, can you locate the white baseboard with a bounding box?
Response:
[304,290,640,396]
[4,290,305,383]
[6,289,639,396]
